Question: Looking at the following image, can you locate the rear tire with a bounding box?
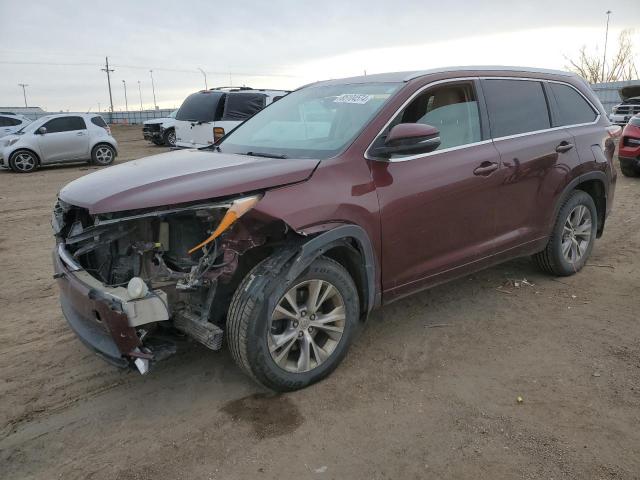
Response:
[163,128,176,147]
[619,158,640,177]
[227,255,359,391]
[533,190,597,276]
[91,144,115,166]
[9,150,38,173]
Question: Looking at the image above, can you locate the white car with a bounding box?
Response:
[0,113,32,138]
[0,113,118,173]
[142,110,177,146]
[609,85,640,125]
[174,87,288,148]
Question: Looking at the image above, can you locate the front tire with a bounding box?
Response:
[9,150,38,173]
[227,255,359,391]
[163,128,176,147]
[533,190,597,276]
[91,144,115,166]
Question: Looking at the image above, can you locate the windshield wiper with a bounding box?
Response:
[244,151,287,159]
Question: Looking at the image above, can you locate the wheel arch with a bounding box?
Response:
[553,171,609,238]
[9,147,41,167]
[289,225,378,318]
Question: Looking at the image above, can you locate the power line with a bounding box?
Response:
[0,60,300,78]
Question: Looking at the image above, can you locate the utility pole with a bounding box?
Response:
[602,10,612,82]
[138,81,143,111]
[149,70,158,110]
[98,102,101,112]
[101,57,115,112]
[122,79,129,111]
[198,68,208,89]
[18,83,29,107]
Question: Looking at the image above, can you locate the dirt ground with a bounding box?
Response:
[0,125,638,480]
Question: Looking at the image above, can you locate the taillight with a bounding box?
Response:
[213,127,225,143]
[105,125,112,135]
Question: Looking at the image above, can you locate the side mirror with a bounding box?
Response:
[371,123,441,159]
[37,127,47,135]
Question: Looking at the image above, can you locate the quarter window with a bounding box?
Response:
[549,83,597,126]
[91,116,108,128]
[483,79,550,138]
[390,82,482,152]
[42,116,87,133]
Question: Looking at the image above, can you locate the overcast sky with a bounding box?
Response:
[1,0,639,112]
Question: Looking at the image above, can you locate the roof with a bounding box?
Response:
[307,66,577,87]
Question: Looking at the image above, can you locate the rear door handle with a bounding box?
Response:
[473,161,499,176]
[556,141,574,153]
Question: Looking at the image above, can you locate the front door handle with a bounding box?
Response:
[556,141,574,153]
[473,161,499,176]
[76,132,85,136]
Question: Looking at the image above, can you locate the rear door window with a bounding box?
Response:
[482,79,551,138]
[42,116,87,133]
[221,92,267,121]
[176,92,226,122]
[548,83,597,126]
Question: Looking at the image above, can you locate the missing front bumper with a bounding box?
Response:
[53,244,172,371]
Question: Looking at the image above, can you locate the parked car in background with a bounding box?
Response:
[609,84,640,125]
[1,113,117,173]
[618,113,640,177]
[52,66,618,391]
[142,110,177,147]
[174,87,288,148]
[0,113,32,138]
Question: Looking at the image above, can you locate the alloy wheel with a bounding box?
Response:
[167,131,176,146]
[94,146,113,165]
[13,152,36,172]
[561,205,592,264]
[268,279,346,373]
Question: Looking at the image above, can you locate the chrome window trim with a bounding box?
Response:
[365,76,601,163]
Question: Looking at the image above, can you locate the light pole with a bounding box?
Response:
[198,68,208,90]
[18,83,29,107]
[122,80,129,112]
[138,80,143,111]
[602,10,612,82]
[149,70,158,110]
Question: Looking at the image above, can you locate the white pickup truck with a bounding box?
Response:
[142,110,177,146]
[174,87,288,148]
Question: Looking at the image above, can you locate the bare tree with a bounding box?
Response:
[566,29,639,83]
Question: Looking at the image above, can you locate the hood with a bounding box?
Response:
[143,118,170,125]
[620,85,640,102]
[59,149,319,214]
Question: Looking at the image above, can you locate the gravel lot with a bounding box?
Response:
[0,125,638,479]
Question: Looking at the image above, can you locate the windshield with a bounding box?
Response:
[169,110,178,118]
[218,82,401,159]
[15,116,46,134]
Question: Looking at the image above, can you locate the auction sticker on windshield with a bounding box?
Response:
[334,94,372,104]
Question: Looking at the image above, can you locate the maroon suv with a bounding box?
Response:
[53,66,618,391]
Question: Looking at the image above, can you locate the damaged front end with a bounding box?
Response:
[52,194,280,374]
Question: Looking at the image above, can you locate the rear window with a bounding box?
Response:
[549,83,597,126]
[0,116,21,127]
[483,79,551,138]
[176,91,226,122]
[91,116,108,128]
[221,92,267,121]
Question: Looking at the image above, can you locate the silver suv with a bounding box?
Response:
[0,113,118,173]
